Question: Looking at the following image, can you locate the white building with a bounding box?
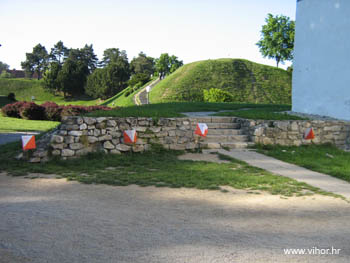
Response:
[292,0,350,120]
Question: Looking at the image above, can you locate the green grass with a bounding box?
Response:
[0,141,335,198]
[150,58,291,104]
[213,108,307,120]
[0,78,101,105]
[0,115,60,132]
[255,144,350,182]
[89,102,292,118]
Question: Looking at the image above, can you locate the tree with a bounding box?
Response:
[57,58,89,97]
[130,52,154,76]
[50,40,69,65]
[86,62,130,99]
[155,53,183,79]
[0,61,10,73]
[256,14,295,68]
[43,62,62,94]
[21,44,49,79]
[68,45,98,73]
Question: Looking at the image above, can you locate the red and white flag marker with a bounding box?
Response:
[304,127,315,140]
[21,135,36,151]
[123,130,137,144]
[195,123,208,137]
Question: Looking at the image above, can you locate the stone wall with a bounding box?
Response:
[238,119,350,149]
[30,116,200,162]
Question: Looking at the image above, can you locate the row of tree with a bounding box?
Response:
[21,41,183,99]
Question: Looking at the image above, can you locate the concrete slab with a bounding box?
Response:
[218,149,350,200]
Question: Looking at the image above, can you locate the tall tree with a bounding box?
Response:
[57,58,89,97]
[50,40,69,65]
[68,44,98,73]
[130,52,155,76]
[169,55,183,73]
[21,44,49,79]
[256,14,295,68]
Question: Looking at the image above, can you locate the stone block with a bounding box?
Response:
[107,120,117,127]
[96,117,107,123]
[64,136,74,144]
[66,125,79,131]
[135,126,147,132]
[51,143,64,149]
[83,117,96,125]
[51,135,64,143]
[99,135,113,141]
[93,129,101,137]
[68,131,83,136]
[116,144,131,152]
[52,150,61,156]
[87,136,98,144]
[103,141,115,150]
[76,117,84,125]
[70,143,84,150]
[169,144,187,150]
[79,123,87,130]
[29,157,41,163]
[61,149,75,157]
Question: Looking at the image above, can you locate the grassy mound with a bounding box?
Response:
[0,78,100,105]
[150,58,292,104]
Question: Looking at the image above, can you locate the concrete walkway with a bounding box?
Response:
[216,149,350,200]
[134,78,160,105]
[0,132,40,146]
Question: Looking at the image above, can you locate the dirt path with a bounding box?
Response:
[1,173,350,263]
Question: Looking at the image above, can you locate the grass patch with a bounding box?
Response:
[212,107,307,120]
[0,115,59,132]
[89,102,291,118]
[255,144,350,182]
[0,141,338,198]
[150,58,291,104]
[0,78,100,106]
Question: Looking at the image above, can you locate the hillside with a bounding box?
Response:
[0,78,100,105]
[149,59,292,104]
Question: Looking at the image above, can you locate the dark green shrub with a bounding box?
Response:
[7,92,16,101]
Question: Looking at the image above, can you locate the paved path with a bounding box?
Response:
[0,132,40,146]
[134,78,160,105]
[217,149,350,200]
[1,173,350,263]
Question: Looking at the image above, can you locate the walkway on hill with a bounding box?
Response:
[134,78,160,105]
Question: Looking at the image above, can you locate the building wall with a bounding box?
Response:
[292,0,350,120]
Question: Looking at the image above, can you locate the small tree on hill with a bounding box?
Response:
[256,14,295,68]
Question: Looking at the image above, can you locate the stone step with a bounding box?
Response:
[201,135,249,143]
[199,142,253,150]
[208,129,243,135]
[220,142,254,149]
[192,122,241,129]
[189,117,238,123]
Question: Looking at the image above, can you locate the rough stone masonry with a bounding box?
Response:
[26,116,350,163]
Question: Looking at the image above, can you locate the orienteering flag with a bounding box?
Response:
[195,123,208,137]
[21,135,36,150]
[123,129,137,144]
[304,127,315,140]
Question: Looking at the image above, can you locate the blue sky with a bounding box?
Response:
[0,0,296,69]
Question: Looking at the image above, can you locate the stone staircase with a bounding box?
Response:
[189,116,253,149]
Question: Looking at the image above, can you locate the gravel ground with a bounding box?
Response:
[1,173,350,263]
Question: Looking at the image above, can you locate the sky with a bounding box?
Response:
[0,0,296,70]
